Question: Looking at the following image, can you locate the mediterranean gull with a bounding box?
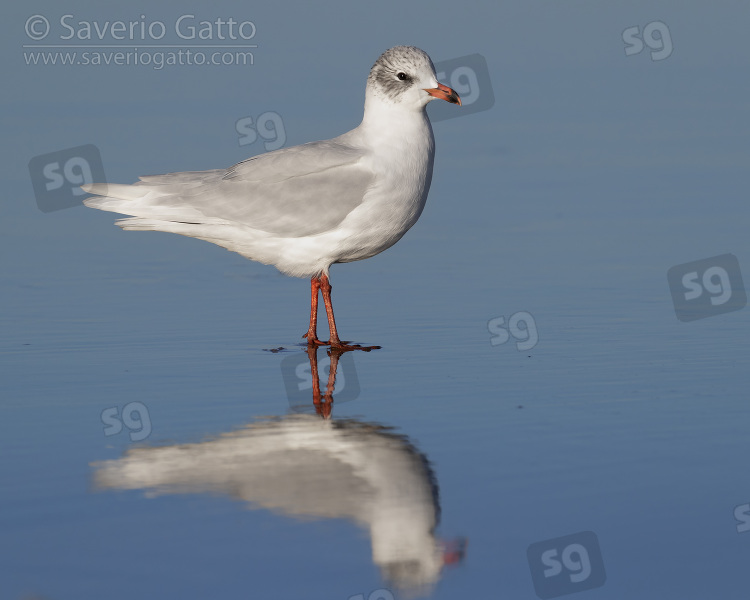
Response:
[82,46,461,350]
[93,414,466,593]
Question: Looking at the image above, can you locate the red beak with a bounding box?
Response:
[441,537,468,565]
[424,82,462,105]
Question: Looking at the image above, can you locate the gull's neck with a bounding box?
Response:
[351,93,435,157]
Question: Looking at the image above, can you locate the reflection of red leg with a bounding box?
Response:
[302,276,326,346]
[319,347,339,419]
[325,348,340,398]
[307,345,328,417]
[305,345,335,419]
[320,273,380,351]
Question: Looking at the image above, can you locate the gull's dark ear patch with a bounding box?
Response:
[367,46,433,101]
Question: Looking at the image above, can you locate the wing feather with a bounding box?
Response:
[83,139,374,237]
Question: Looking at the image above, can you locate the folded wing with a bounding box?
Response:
[83,139,374,238]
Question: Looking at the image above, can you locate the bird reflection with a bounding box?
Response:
[92,346,465,595]
[308,345,341,419]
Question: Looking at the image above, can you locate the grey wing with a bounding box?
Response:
[86,140,374,238]
[211,140,374,236]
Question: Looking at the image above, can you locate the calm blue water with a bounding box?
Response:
[3,2,750,599]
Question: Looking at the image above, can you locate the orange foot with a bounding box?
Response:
[302,331,379,351]
[329,339,381,352]
[302,331,328,347]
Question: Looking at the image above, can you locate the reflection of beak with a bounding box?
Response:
[424,82,462,105]
[441,537,468,565]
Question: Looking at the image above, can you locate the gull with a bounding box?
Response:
[82,46,461,350]
[92,414,465,594]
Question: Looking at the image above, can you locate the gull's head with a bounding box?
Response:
[366,46,461,111]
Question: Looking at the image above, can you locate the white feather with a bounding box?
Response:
[83,46,448,278]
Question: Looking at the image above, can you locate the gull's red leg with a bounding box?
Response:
[302,276,326,346]
[319,273,380,351]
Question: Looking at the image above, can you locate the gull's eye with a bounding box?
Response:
[397,72,408,81]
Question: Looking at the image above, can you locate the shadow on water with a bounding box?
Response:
[91,346,466,597]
